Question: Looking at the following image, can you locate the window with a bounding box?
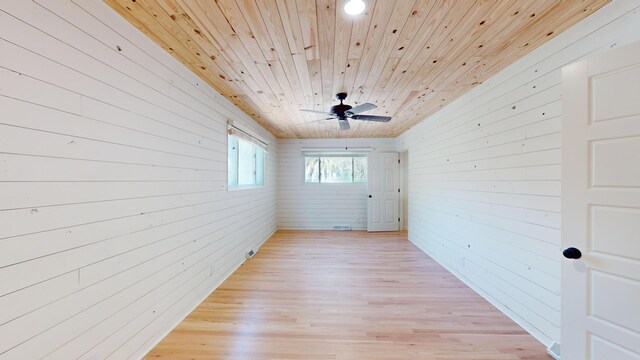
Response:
[304,156,367,183]
[228,133,266,189]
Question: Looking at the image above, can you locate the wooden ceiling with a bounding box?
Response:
[105,0,609,138]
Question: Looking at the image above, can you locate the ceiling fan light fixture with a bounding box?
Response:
[344,0,365,16]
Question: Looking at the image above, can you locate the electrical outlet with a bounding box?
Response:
[547,342,560,360]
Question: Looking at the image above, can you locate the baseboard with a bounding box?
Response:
[133,227,277,359]
[276,226,367,231]
[258,228,277,248]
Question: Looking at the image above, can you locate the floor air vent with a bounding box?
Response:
[332,225,352,231]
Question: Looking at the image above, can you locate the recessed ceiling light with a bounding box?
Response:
[344,0,365,16]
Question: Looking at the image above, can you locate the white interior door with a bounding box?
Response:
[367,152,399,232]
[562,41,640,360]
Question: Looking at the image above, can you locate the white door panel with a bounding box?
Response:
[591,206,640,259]
[591,336,640,360]
[562,41,640,360]
[591,138,640,187]
[367,152,398,232]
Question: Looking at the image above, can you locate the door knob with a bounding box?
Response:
[368,195,372,198]
[563,247,582,259]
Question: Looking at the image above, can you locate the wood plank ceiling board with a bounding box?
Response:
[105,0,610,138]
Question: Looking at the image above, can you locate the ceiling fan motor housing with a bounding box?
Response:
[332,92,353,118]
[331,103,353,118]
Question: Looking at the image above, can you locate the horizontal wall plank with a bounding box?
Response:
[0,95,223,159]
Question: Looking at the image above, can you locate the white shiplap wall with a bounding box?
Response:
[277,138,396,230]
[0,1,276,359]
[397,1,640,347]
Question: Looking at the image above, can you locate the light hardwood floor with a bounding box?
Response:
[145,231,551,359]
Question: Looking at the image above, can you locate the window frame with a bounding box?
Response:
[228,133,266,191]
[303,154,368,184]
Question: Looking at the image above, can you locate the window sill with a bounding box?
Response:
[303,182,367,185]
[228,184,265,192]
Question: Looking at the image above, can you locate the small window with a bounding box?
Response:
[304,156,367,183]
[228,133,265,189]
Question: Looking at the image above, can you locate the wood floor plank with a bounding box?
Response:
[145,230,551,359]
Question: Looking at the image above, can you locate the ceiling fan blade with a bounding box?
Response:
[300,109,331,115]
[338,119,351,131]
[350,114,392,122]
[348,103,377,114]
[304,117,335,124]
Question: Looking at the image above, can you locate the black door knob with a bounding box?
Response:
[368,195,372,198]
[563,247,582,259]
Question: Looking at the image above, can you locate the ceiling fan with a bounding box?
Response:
[299,92,391,131]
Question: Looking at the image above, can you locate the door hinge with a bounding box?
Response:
[398,159,400,164]
[398,217,400,222]
[398,188,400,193]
